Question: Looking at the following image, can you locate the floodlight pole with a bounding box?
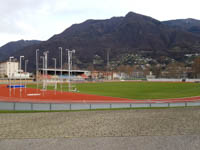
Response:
[25,59,28,93]
[20,56,24,97]
[43,51,48,91]
[59,47,63,92]
[66,49,75,92]
[67,49,70,92]
[9,56,14,97]
[40,56,44,93]
[36,49,39,91]
[52,58,57,93]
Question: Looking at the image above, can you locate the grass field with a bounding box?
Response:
[27,81,200,100]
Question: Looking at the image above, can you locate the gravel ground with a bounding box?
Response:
[0,135,200,150]
[0,107,200,149]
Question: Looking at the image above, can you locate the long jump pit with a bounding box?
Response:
[0,84,200,104]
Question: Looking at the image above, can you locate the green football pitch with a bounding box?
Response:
[27,81,200,100]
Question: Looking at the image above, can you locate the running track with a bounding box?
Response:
[0,85,200,104]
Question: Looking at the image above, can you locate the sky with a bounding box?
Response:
[0,0,200,47]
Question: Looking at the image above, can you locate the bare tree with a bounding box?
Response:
[165,62,185,78]
[192,57,200,78]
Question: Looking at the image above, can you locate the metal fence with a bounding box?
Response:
[0,101,200,111]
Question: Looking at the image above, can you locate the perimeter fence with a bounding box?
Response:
[0,101,200,111]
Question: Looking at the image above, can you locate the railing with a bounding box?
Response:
[0,101,200,111]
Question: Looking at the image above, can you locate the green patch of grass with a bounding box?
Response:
[27,82,200,100]
[76,82,200,99]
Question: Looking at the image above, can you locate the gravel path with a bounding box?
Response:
[1,135,200,150]
[1,107,200,138]
[0,107,200,149]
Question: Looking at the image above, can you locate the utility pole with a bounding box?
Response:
[107,49,110,69]
[106,49,110,80]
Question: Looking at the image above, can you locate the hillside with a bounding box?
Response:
[9,12,200,72]
[0,40,41,61]
[163,18,200,36]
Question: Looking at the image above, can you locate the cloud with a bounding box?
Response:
[0,0,200,46]
[0,0,69,45]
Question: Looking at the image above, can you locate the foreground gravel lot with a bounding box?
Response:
[0,107,200,149]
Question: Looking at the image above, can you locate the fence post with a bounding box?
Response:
[168,103,170,107]
[130,103,132,108]
[50,103,52,111]
[110,104,112,109]
[13,102,16,111]
[31,103,33,111]
[90,104,92,110]
[70,104,71,110]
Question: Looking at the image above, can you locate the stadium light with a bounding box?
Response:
[58,47,63,92]
[43,51,48,91]
[25,59,28,93]
[66,49,75,92]
[20,56,24,97]
[36,49,39,91]
[9,56,14,97]
[40,56,44,91]
[52,58,57,93]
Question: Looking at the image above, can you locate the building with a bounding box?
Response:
[0,61,30,79]
[37,68,91,81]
[0,61,19,78]
[91,71,114,80]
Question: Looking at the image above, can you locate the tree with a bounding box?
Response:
[192,57,200,78]
[165,62,185,78]
[151,65,162,78]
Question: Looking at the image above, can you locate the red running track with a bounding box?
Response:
[0,84,200,104]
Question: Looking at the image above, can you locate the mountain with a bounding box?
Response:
[163,18,200,36]
[11,12,200,72]
[0,40,41,61]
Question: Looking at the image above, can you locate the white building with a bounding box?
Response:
[0,61,30,79]
[0,61,19,78]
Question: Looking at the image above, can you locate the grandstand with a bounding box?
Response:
[37,68,90,82]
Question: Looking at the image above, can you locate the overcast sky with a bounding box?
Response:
[0,0,200,47]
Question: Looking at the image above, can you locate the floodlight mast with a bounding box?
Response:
[66,49,75,92]
[25,59,28,93]
[9,56,14,97]
[40,56,44,90]
[36,49,39,91]
[20,56,24,97]
[58,47,63,92]
[52,58,57,92]
[43,51,48,91]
